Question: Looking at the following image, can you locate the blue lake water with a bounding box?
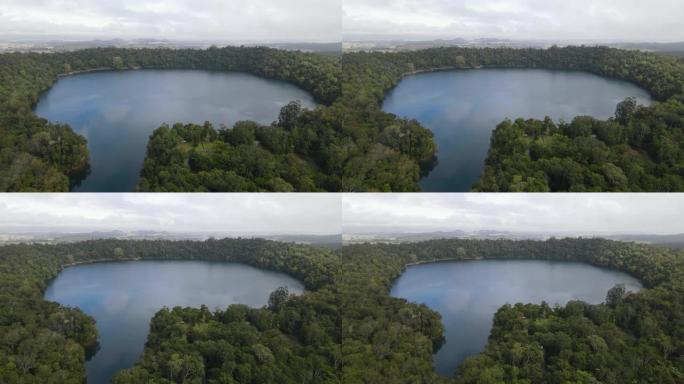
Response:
[390,259,642,376]
[382,69,652,191]
[35,70,315,192]
[44,260,305,384]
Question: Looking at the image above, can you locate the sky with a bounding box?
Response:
[343,0,684,42]
[343,194,684,235]
[0,194,341,235]
[2,194,681,236]
[0,0,341,42]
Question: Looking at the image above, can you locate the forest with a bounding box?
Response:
[1,237,682,383]
[473,95,684,191]
[344,45,684,191]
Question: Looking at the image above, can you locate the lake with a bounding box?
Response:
[44,260,305,384]
[390,259,642,376]
[382,69,653,191]
[35,70,316,192]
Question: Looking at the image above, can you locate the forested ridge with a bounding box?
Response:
[344,45,684,191]
[1,237,683,383]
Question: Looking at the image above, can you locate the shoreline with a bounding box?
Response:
[60,257,143,268]
[57,67,142,78]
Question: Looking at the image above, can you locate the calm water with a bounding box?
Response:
[44,260,304,384]
[35,70,315,191]
[382,69,652,191]
[390,260,642,376]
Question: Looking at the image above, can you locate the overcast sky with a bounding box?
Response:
[0,0,341,42]
[343,194,684,235]
[344,0,684,42]
[0,194,341,235]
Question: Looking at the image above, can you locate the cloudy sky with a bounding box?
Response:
[0,0,340,42]
[0,194,341,235]
[344,0,684,42]
[343,194,684,235]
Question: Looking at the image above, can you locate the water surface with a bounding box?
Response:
[35,70,315,191]
[390,259,642,376]
[44,260,304,384]
[382,69,652,191]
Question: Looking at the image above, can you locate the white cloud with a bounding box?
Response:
[0,194,341,235]
[343,194,684,235]
[0,0,341,42]
[343,0,684,42]
[3,194,681,237]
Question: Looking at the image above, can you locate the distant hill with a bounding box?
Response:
[608,42,684,58]
[267,42,341,55]
[264,234,343,248]
[0,231,343,248]
[343,230,549,244]
[343,37,684,58]
[605,233,684,249]
[609,41,684,52]
[343,37,549,52]
[344,230,684,249]
[0,38,341,55]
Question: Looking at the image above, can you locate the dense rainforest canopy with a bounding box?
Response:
[473,94,684,191]
[344,45,684,191]
[1,237,682,383]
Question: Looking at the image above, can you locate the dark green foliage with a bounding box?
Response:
[268,287,291,311]
[137,106,331,192]
[0,249,96,383]
[113,292,343,384]
[0,53,89,191]
[475,97,684,191]
[2,237,683,383]
[344,45,684,191]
